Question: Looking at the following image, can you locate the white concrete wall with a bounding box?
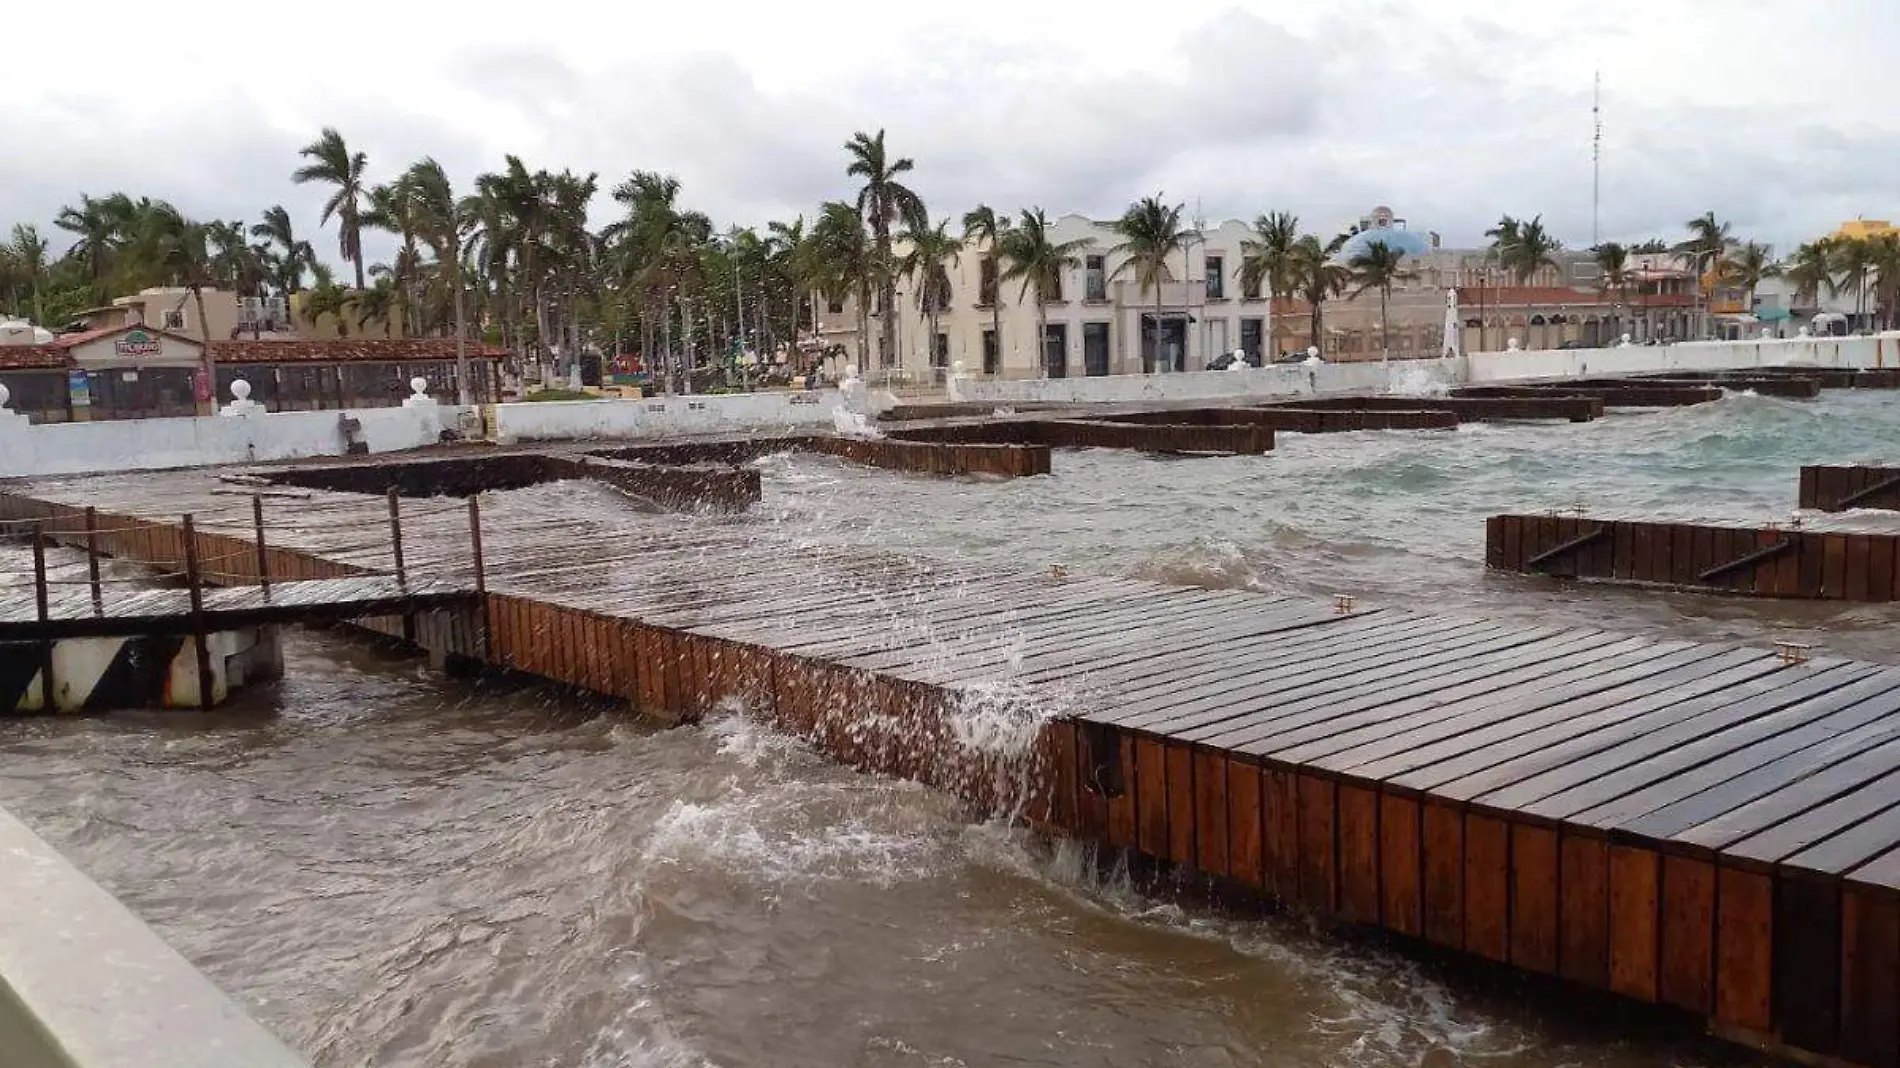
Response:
[953,334,1900,406]
[0,806,305,1067]
[0,404,460,478]
[488,390,845,444]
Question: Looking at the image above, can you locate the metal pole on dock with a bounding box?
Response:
[83,506,102,613]
[31,523,54,711]
[251,495,271,597]
[386,488,407,588]
[467,495,486,593]
[181,514,214,712]
[468,494,489,662]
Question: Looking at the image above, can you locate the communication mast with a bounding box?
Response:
[1592,70,1602,247]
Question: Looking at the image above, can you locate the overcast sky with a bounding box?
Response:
[6,0,1896,269]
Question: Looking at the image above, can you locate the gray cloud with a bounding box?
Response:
[3,2,1895,273]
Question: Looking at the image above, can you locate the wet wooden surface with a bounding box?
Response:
[11,468,1900,1067]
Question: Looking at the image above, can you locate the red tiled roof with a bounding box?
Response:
[48,324,203,349]
[0,346,67,371]
[207,338,508,364]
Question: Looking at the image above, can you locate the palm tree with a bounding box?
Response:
[1869,234,1900,330]
[293,128,371,290]
[1782,240,1836,313]
[54,193,128,295]
[1593,242,1633,339]
[997,208,1089,378]
[899,215,963,372]
[403,158,473,402]
[1291,234,1352,357]
[1240,211,1300,357]
[1507,216,1562,284]
[251,205,316,298]
[961,205,1012,372]
[355,274,400,336]
[1346,240,1417,361]
[142,203,218,395]
[1718,241,1777,317]
[1678,212,1732,336]
[303,267,355,337]
[844,129,924,370]
[1107,195,1195,372]
[5,225,49,324]
[1834,237,1879,329]
[364,177,423,338]
[807,200,873,370]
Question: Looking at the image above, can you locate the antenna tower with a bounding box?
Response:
[1592,70,1602,247]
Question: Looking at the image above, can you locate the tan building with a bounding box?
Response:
[817,206,1672,381]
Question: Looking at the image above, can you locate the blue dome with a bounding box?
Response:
[1337,226,1430,261]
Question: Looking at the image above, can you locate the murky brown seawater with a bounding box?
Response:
[5,390,1893,1066]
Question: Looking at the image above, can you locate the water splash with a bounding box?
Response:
[1388,363,1450,398]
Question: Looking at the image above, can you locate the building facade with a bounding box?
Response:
[0,326,503,423]
[816,206,1682,381]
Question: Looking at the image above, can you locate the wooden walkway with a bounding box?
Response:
[8,471,1900,1064]
[0,575,474,640]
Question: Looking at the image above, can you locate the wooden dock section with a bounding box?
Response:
[1487,513,1900,602]
[1804,466,1900,514]
[11,471,1900,1065]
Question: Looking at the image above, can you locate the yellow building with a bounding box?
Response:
[1831,219,1898,242]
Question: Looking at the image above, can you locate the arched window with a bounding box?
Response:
[1529,314,1548,325]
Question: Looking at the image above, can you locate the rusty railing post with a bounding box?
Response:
[83,506,102,614]
[181,514,213,711]
[31,523,55,711]
[251,494,271,596]
[467,494,486,594]
[468,494,490,663]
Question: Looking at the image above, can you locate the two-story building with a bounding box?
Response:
[816,205,1672,381]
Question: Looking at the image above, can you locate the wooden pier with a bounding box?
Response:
[1804,466,1900,514]
[1487,513,1900,602]
[10,465,1900,1065]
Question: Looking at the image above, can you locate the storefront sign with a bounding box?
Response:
[67,370,91,408]
[192,368,212,403]
[114,329,163,359]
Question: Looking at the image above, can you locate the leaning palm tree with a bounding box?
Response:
[403,158,473,402]
[364,177,423,337]
[1107,195,1195,372]
[807,200,873,370]
[1869,234,1900,330]
[898,216,963,371]
[54,193,127,296]
[142,203,219,396]
[961,204,1012,370]
[1593,242,1633,338]
[5,224,49,325]
[996,208,1089,378]
[844,130,924,369]
[293,128,371,291]
[1292,233,1352,357]
[1718,241,1777,316]
[251,205,316,298]
[1834,237,1878,328]
[1346,240,1417,361]
[1240,211,1300,357]
[1782,240,1836,312]
[1507,216,1562,284]
[1678,212,1732,336]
